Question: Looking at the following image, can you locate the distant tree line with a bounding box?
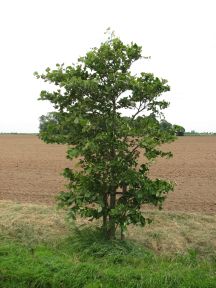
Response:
[185,130,216,136]
[39,113,185,139]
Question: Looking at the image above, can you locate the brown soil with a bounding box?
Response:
[0,135,216,213]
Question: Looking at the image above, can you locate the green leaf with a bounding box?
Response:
[67,147,80,159]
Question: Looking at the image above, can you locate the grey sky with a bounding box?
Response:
[0,0,215,132]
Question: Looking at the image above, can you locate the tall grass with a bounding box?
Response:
[1,201,216,287]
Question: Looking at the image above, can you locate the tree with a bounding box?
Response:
[159,120,185,136]
[35,32,176,240]
[159,119,173,132]
[173,125,185,136]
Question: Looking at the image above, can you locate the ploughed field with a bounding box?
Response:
[0,135,216,213]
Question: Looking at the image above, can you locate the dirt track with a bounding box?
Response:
[0,135,216,213]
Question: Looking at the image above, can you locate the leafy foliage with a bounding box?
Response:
[160,119,185,136]
[173,124,185,136]
[35,31,176,239]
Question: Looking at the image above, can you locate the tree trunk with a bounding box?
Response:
[106,96,117,240]
[120,183,127,240]
[107,186,116,240]
[102,193,108,232]
[120,228,125,240]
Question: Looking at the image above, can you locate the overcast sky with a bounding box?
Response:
[0,0,215,133]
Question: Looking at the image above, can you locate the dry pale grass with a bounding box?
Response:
[0,200,67,246]
[1,200,216,256]
[128,211,216,255]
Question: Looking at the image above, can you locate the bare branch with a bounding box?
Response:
[130,143,140,154]
[131,101,147,120]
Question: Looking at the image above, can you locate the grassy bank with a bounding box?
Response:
[1,201,216,287]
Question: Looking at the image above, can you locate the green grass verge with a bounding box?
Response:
[1,233,216,288]
[1,201,216,287]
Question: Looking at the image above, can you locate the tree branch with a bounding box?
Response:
[131,101,147,120]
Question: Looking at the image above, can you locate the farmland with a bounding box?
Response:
[1,134,216,213]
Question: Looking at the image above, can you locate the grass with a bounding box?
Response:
[1,201,216,287]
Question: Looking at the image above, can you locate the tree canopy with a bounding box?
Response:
[35,32,176,240]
